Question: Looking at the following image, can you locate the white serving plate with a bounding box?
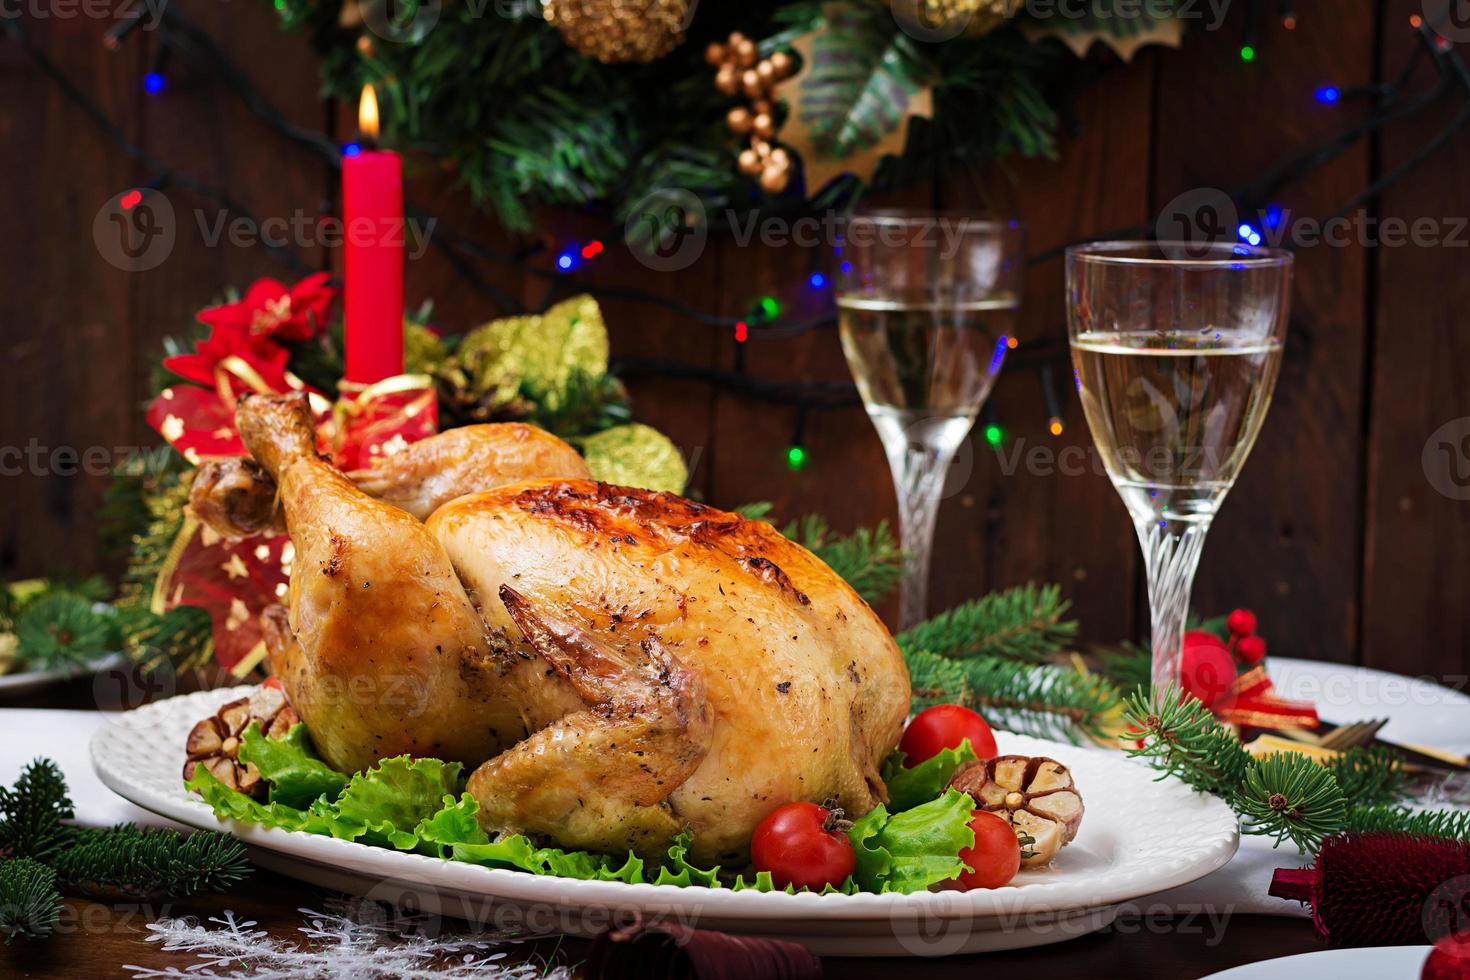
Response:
[91,687,1239,956]
[1199,945,1434,979]
[0,653,124,697]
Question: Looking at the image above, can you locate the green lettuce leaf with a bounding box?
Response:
[237,723,348,810]
[413,794,488,857]
[848,788,976,893]
[649,829,721,887]
[880,741,981,812]
[185,764,335,835]
[333,756,464,850]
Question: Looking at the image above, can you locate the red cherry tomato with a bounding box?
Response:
[956,810,1021,890]
[751,802,856,891]
[898,705,998,767]
[262,676,284,691]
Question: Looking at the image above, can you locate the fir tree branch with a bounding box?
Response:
[0,760,74,863]
[1343,805,1470,840]
[896,583,1077,662]
[781,515,903,606]
[52,825,251,900]
[1324,746,1406,807]
[0,859,61,944]
[905,649,1119,743]
[1121,686,1252,799]
[1235,753,1346,853]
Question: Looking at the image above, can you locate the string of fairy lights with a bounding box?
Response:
[8,2,1470,472]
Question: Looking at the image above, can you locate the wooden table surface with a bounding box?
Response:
[1,681,1326,979]
[0,871,1322,979]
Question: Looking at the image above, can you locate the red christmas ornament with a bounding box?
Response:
[1424,931,1470,980]
[1180,634,1236,708]
[1227,608,1258,637]
[1270,832,1470,947]
[1238,634,1268,664]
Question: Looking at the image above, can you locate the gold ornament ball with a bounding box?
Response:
[738,148,762,176]
[741,69,764,98]
[704,42,727,66]
[769,147,791,170]
[752,112,775,139]
[545,0,692,64]
[769,51,794,77]
[751,138,771,158]
[760,166,788,193]
[752,98,773,116]
[896,0,1026,37]
[756,60,775,84]
[726,107,753,134]
[355,34,374,56]
[734,38,758,68]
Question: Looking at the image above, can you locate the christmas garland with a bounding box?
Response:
[271,0,1186,232]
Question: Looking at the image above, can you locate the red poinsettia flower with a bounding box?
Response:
[162,322,292,393]
[196,272,337,343]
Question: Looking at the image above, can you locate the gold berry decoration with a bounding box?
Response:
[708,30,799,193]
[948,755,1085,867]
[544,0,692,65]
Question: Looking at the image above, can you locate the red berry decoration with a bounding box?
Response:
[1180,639,1236,708]
[1423,930,1470,980]
[1237,634,1267,664]
[1226,608,1257,637]
[1184,629,1226,651]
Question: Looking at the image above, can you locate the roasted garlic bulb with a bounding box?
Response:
[950,755,1084,867]
[183,686,299,796]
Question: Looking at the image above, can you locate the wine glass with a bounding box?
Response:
[835,212,1024,629]
[1065,241,1293,692]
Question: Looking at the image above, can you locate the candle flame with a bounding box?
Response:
[358,84,380,140]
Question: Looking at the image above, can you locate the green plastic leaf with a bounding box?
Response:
[237,723,348,810]
[881,741,981,812]
[791,3,933,159]
[848,789,975,893]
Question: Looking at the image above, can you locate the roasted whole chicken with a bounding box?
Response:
[205,393,910,862]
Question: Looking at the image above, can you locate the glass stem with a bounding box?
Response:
[1135,516,1212,694]
[877,418,967,631]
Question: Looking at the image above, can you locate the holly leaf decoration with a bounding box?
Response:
[1017,9,1185,62]
[782,2,935,193]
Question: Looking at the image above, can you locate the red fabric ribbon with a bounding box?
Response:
[1215,665,1320,730]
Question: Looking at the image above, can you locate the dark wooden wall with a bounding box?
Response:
[3,2,1468,680]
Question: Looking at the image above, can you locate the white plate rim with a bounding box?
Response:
[91,687,1241,923]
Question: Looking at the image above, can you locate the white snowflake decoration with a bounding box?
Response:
[125,898,573,980]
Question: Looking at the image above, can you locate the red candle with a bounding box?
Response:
[342,84,404,384]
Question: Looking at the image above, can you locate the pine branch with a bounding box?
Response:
[0,760,74,863]
[896,583,1077,662]
[1343,805,1470,840]
[0,859,61,944]
[13,592,115,671]
[52,825,251,899]
[1235,753,1346,853]
[782,515,903,606]
[905,649,1119,743]
[1324,746,1406,807]
[1121,686,1252,799]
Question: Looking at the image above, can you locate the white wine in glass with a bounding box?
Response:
[836,214,1024,630]
[1066,243,1292,692]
